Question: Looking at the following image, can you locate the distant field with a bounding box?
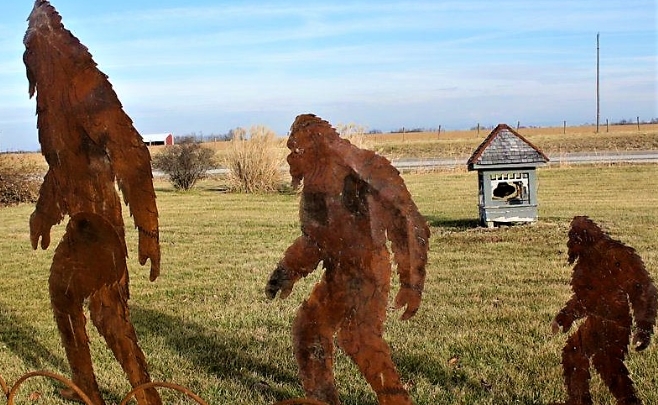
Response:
[161,123,658,162]
[9,124,658,170]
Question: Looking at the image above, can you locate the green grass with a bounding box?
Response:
[0,163,657,404]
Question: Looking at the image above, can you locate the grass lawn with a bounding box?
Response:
[0,163,657,404]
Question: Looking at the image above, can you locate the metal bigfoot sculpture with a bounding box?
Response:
[24,1,161,404]
[266,114,430,405]
[551,216,657,405]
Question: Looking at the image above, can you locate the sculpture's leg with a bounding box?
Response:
[49,263,106,405]
[293,279,343,405]
[591,325,640,405]
[560,327,593,405]
[336,279,411,405]
[89,279,162,405]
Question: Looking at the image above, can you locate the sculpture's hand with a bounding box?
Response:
[551,310,572,334]
[29,210,52,250]
[394,285,422,321]
[632,329,651,351]
[266,265,295,299]
[550,320,562,334]
[138,232,160,281]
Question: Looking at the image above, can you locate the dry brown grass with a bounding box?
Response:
[222,126,287,193]
[11,123,658,170]
[0,154,41,205]
[372,123,658,142]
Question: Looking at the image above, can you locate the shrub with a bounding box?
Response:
[224,126,285,193]
[0,153,41,206]
[336,122,372,150]
[152,137,217,190]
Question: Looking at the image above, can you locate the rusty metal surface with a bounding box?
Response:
[0,371,209,405]
[266,114,430,405]
[23,1,162,404]
[551,216,657,405]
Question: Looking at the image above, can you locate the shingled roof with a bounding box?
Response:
[467,124,549,170]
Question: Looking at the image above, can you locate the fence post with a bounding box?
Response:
[637,116,640,131]
[563,121,567,134]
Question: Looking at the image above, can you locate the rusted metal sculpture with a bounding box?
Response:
[266,114,430,405]
[24,1,161,404]
[551,216,657,405]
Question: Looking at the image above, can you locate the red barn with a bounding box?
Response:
[142,133,174,146]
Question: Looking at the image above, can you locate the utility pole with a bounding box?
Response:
[596,32,600,133]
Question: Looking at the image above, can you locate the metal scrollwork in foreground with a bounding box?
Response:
[0,370,330,405]
[0,371,208,405]
[271,399,329,405]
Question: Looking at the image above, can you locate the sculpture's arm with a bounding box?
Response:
[551,295,586,334]
[385,207,430,321]
[81,101,161,281]
[30,170,65,250]
[337,149,430,319]
[108,136,161,281]
[625,254,658,351]
[266,234,322,299]
[389,212,430,320]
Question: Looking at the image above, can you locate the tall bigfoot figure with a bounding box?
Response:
[266,114,430,405]
[24,1,161,404]
[552,216,657,405]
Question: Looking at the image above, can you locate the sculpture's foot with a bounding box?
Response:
[59,388,85,403]
[617,398,643,405]
[547,401,593,405]
[60,387,104,405]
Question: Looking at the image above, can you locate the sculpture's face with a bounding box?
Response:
[286,129,318,188]
[567,216,601,264]
[567,227,585,264]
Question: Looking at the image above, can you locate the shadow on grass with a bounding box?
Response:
[132,305,491,404]
[396,353,489,401]
[131,306,301,403]
[425,216,480,230]
[0,305,67,373]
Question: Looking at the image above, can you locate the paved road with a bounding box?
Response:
[154,150,658,177]
[390,150,658,170]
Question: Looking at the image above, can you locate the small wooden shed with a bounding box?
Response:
[467,124,549,228]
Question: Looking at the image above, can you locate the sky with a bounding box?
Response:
[0,0,656,151]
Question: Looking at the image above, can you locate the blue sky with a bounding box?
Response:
[1,0,656,151]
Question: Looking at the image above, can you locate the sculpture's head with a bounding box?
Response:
[567,215,605,264]
[23,0,96,98]
[286,114,342,189]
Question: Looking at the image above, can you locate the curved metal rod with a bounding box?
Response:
[271,399,330,405]
[0,374,9,398]
[6,370,95,405]
[119,381,209,405]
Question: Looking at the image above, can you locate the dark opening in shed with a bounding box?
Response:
[467,124,549,228]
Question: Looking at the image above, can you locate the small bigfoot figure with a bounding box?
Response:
[266,114,430,405]
[24,1,161,404]
[552,216,657,405]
